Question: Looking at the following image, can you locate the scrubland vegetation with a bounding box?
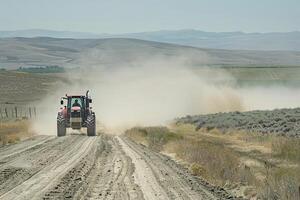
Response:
[0,120,33,145]
[16,66,65,73]
[125,124,300,199]
[179,108,300,137]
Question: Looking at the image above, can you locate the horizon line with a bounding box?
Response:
[0,28,299,35]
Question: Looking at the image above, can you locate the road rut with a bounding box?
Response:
[0,134,236,200]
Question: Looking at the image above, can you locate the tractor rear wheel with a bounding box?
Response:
[57,113,66,137]
[87,114,96,136]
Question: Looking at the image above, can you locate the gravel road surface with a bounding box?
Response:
[0,134,236,200]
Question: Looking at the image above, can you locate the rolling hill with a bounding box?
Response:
[1,29,300,51]
[1,37,300,69]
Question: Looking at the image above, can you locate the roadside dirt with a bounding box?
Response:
[0,134,237,200]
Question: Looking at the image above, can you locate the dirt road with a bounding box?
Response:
[0,135,235,200]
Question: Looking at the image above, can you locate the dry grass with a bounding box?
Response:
[125,125,255,189]
[271,137,300,162]
[124,127,148,146]
[0,71,65,104]
[175,124,300,199]
[126,123,300,199]
[197,127,300,199]
[258,167,300,200]
[0,120,33,145]
[125,126,182,151]
[166,137,256,186]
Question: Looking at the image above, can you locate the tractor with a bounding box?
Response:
[57,90,96,137]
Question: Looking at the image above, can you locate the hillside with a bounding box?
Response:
[1,29,300,51]
[1,37,300,69]
[117,30,300,51]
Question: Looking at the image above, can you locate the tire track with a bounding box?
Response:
[0,135,53,161]
[0,136,96,199]
[0,136,81,196]
[84,136,144,200]
[44,135,144,200]
[118,136,235,200]
[0,134,236,200]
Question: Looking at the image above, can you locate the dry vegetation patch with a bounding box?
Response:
[125,124,300,199]
[0,120,33,145]
[271,137,300,162]
[124,126,182,151]
[0,71,66,104]
[178,108,300,137]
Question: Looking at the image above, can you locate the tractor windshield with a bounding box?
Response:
[71,97,83,107]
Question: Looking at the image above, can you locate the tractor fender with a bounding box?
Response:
[59,107,68,118]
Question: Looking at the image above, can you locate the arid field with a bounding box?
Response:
[1,36,300,200]
[1,65,300,199]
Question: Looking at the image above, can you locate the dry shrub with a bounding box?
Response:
[146,127,182,151]
[0,135,8,145]
[124,127,148,145]
[190,163,207,177]
[258,167,300,200]
[209,128,223,135]
[125,126,182,151]
[0,120,32,145]
[225,129,272,144]
[258,137,300,199]
[205,128,300,198]
[172,138,255,186]
[271,137,300,162]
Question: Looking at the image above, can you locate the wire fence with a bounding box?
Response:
[0,106,37,120]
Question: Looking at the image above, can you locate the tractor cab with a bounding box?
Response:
[66,96,85,129]
[57,90,95,136]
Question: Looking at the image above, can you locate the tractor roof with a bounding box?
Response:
[66,95,85,98]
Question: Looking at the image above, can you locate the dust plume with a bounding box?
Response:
[32,53,244,134]
[238,86,300,110]
[32,50,300,135]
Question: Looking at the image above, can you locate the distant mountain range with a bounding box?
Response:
[0,29,300,51]
[117,30,300,51]
[1,37,300,69]
[0,29,102,39]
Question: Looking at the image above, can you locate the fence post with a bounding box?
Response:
[34,107,36,117]
[15,107,18,118]
[5,108,8,118]
[29,107,32,118]
[0,108,2,118]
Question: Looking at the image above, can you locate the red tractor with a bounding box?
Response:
[57,90,96,137]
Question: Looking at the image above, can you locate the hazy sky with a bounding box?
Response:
[0,0,299,33]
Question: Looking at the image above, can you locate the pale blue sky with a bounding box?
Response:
[0,0,299,33]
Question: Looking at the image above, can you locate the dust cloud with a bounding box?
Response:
[32,52,300,135]
[238,86,300,110]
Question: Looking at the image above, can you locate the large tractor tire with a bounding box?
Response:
[57,113,66,137]
[87,114,96,136]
